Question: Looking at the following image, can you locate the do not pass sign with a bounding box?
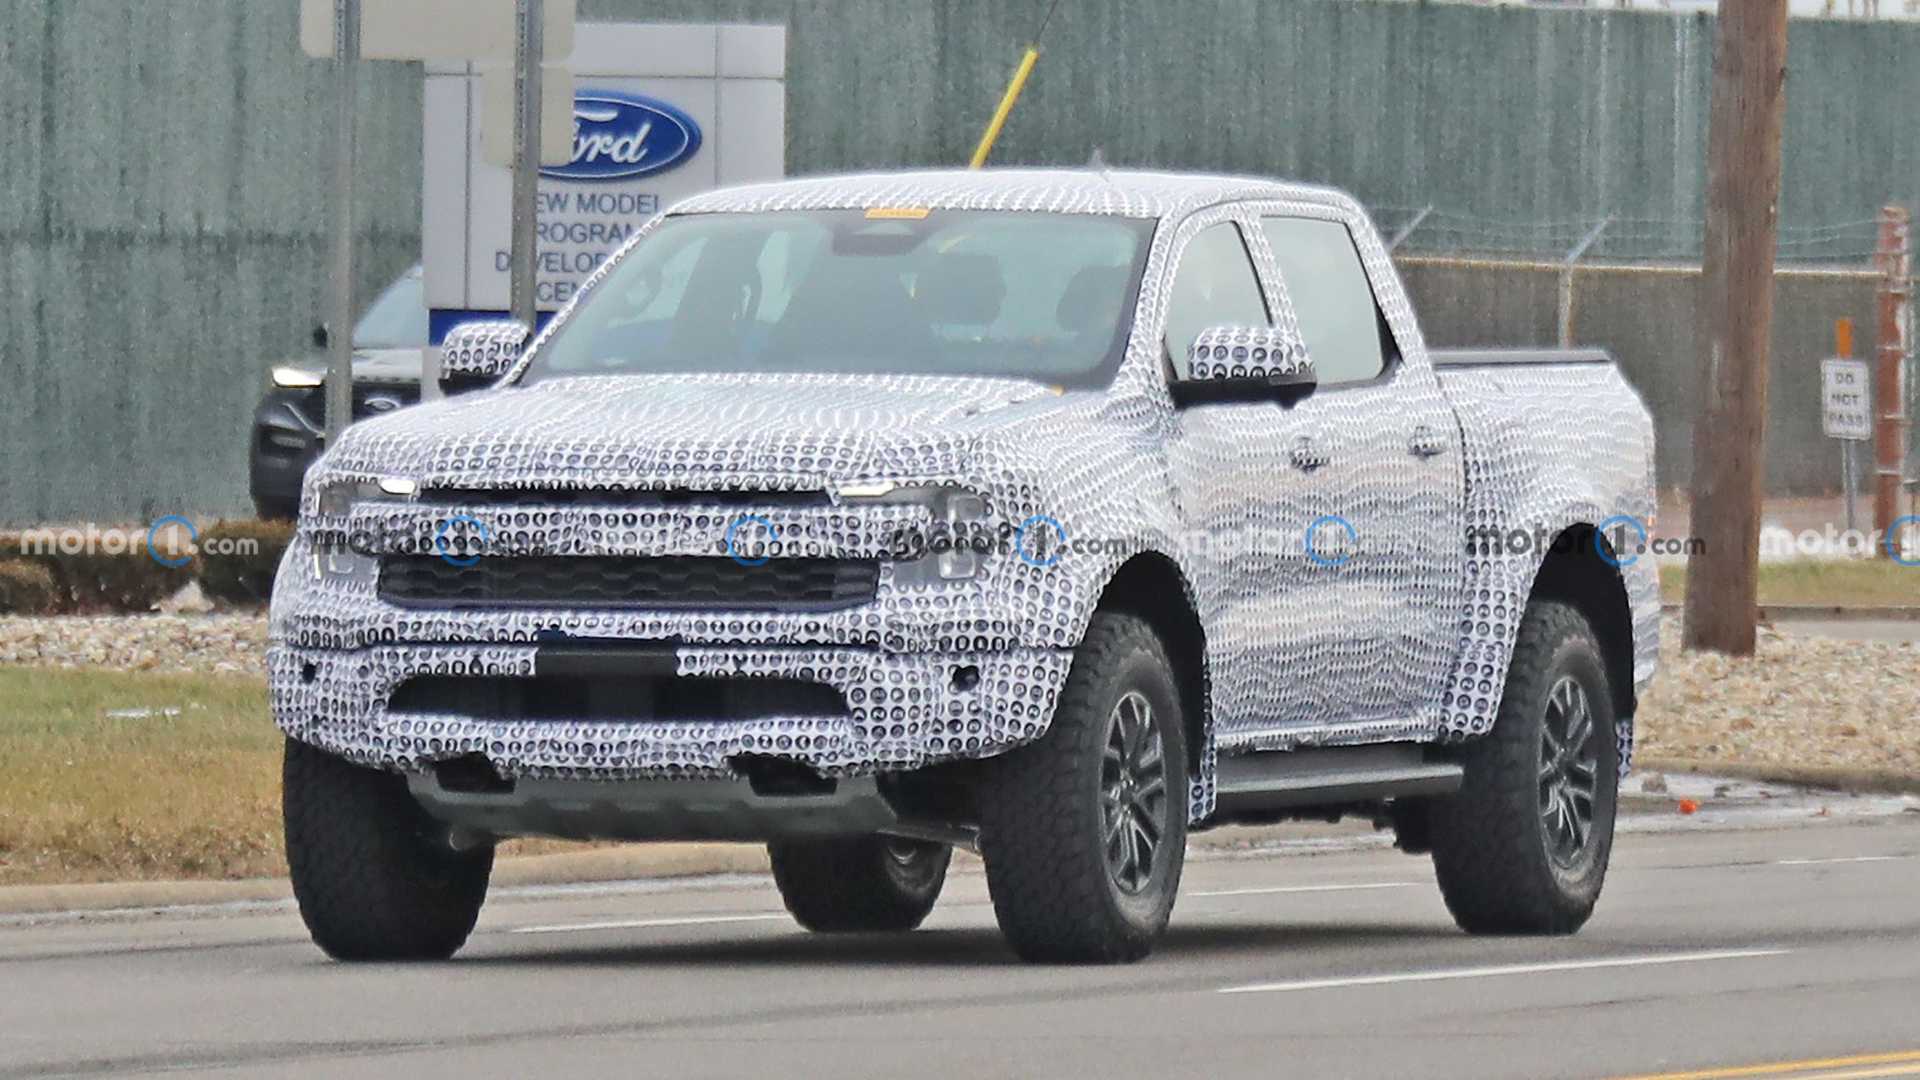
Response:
[1821,358,1872,441]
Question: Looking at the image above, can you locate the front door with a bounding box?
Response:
[1249,213,1466,733]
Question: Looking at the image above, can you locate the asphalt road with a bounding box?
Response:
[4,815,1919,1080]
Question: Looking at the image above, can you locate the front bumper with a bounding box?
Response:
[249,394,323,511]
[270,640,1074,780]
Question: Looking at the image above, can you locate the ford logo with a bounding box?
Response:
[540,92,703,183]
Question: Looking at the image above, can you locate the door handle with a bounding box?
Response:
[1409,425,1449,459]
[1289,436,1328,474]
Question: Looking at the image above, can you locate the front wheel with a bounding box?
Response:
[283,738,494,960]
[1428,600,1620,934]
[978,612,1189,964]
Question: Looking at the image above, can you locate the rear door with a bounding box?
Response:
[1251,214,1465,732]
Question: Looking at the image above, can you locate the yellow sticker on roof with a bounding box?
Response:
[865,207,931,220]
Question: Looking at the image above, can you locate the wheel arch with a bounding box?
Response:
[1093,552,1213,816]
[1526,524,1638,771]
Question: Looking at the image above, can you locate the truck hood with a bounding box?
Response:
[317,372,1073,491]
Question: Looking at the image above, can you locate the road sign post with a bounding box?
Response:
[510,0,545,331]
[1822,327,1872,533]
[325,0,359,445]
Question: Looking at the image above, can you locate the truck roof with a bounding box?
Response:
[671,167,1363,222]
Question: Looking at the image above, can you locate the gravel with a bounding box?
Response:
[0,615,268,678]
[3,613,1914,775]
[1636,617,1920,775]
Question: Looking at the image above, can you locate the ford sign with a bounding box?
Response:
[540,92,703,183]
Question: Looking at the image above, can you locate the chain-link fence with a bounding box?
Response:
[1376,207,1915,499]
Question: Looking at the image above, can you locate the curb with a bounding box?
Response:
[1658,603,1920,622]
[0,843,769,918]
[1635,756,1920,797]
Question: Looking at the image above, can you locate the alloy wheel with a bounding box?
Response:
[1101,690,1169,894]
[1539,675,1600,867]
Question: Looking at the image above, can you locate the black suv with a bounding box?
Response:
[249,266,428,519]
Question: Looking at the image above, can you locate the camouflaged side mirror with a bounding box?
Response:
[438,320,531,395]
[1171,325,1318,408]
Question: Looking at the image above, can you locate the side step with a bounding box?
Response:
[1213,743,1463,817]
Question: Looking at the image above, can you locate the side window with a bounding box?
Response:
[1260,217,1389,386]
[1162,223,1269,378]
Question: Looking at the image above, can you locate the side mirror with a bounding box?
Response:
[438,320,530,395]
[1169,325,1318,408]
[311,323,330,351]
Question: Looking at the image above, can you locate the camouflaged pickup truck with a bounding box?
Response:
[272,169,1658,963]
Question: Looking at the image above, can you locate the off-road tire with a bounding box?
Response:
[1428,600,1620,934]
[978,611,1189,964]
[283,738,494,961]
[767,836,950,932]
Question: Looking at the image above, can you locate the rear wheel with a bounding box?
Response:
[283,738,493,960]
[1428,601,1619,934]
[978,612,1188,963]
[768,835,950,932]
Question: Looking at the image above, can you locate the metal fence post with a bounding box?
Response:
[1873,205,1910,555]
[325,0,360,445]
[1387,206,1432,254]
[1558,217,1611,348]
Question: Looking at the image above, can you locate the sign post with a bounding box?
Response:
[325,0,360,445]
[510,0,545,331]
[1823,319,1873,533]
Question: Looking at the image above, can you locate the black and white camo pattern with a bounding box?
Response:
[438,321,530,380]
[1188,326,1312,381]
[269,168,1659,825]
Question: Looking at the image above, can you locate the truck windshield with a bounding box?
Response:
[524,210,1154,386]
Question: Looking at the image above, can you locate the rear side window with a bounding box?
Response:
[1162,223,1269,378]
[1260,217,1388,386]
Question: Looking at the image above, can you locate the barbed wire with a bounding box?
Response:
[1371,206,1893,264]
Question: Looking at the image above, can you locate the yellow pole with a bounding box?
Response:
[969,46,1041,169]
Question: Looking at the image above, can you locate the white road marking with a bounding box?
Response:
[510,913,790,935]
[1190,882,1417,898]
[1775,856,1906,866]
[1217,948,1790,995]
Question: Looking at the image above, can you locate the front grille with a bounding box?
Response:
[378,555,880,610]
[278,384,420,427]
[388,673,849,723]
[417,487,831,509]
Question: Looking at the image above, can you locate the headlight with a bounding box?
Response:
[316,476,418,517]
[271,365,325,389]
[839,483,991,587]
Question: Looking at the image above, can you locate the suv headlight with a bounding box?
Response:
[271,365,325,389]
[838,483,991,588]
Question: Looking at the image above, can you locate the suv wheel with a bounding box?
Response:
[978,611,1188,963]
[1428,600,1620,934]
[283,738,493,960]
[768,835,950,932]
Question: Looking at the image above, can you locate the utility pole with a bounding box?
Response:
[1683,0,1789,656]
